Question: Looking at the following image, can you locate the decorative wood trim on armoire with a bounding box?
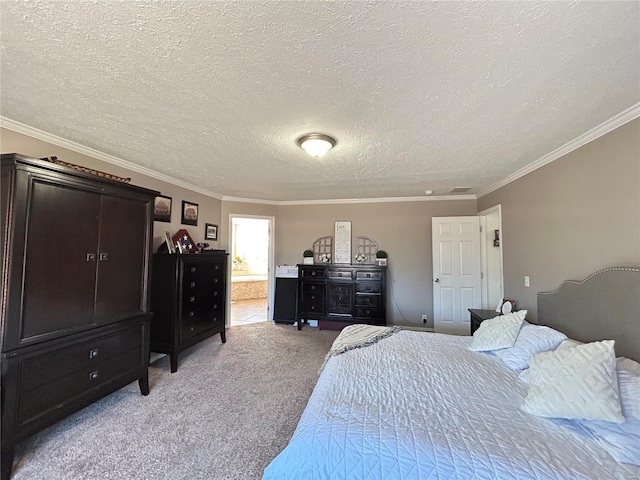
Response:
[0,153,158,480]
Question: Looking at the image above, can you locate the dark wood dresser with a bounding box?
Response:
[150,253,228,372]
[296,264,387,330]
[1,153,157,480]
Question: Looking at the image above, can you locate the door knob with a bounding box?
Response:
[435,278,440,282]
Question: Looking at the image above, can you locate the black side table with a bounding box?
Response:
[468,309,498,335]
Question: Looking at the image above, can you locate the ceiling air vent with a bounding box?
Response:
[450,187,472,193]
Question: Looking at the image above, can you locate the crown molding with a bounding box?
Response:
[221,196,280,205]
[477,102,640,198]
[222,194,476,206]
[0,117,224,200]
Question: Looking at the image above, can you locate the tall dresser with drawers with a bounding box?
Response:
[150,252,228,372]
[1,153,157,480]
[296,264,387,330]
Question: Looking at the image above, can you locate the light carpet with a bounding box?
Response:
[10,322,339,480]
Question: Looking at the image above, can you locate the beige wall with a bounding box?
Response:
[275,200,477,327]
[1,128,222,251]
[478,119,640,321]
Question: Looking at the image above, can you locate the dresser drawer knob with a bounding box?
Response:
[366,286,371,291]
[311,295,315,300]
[366,273,371,277]
[365,309,371,315]
[213,291,218,297]
[191,267,197,273]
[89,370,99,381]
[89,349,99,359]
[189,325,195,332]
[189,311,195,317]
[215,265,220,270]
[311,306,315,311]
[212,304,218,310]
[190,296,196,303]
[99,252,109,261]
[338,296,343,301]
[214,278,219,284]
[338,273,343,277]
[191,281,196,288]
[86,253,97,262]
[311,271,317,276]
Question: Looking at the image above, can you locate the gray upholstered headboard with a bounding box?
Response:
[537,267,640,362]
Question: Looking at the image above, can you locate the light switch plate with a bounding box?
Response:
[524,276,530,287]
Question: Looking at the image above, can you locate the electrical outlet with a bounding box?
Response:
[524,276,530,288]
[422,314,428,324]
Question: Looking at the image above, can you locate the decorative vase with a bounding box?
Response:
[303,257,314,265]
[376,258,387,266]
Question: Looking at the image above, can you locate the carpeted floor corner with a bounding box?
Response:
[11,323,339,480]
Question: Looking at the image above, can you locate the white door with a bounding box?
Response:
[432,216,482,335]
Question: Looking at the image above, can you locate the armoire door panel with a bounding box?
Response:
[22,181,100,341]
[95,195,148,322]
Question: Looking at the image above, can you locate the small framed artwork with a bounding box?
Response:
[181,201,198,226]
[164,231,176,254]
[154,195,172,222]
[205,223,218,241]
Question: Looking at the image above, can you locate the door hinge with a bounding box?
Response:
[479,225,483,232]
[481,272,484,279]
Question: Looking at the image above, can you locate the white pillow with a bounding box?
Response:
[617,357,640,376]
[581,368,640,465]
[469,310,527,352]
[519,363,640,465]
[521,340,624,423]
[556,338,584,350]
[494,323,567,370]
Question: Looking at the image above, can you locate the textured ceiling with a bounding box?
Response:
[1,1,638,201]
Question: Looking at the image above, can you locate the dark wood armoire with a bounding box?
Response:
[0,153,158,479]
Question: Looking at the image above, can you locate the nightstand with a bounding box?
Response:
[468,309,498,335]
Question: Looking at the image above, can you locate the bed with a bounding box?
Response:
[263,267,640,479]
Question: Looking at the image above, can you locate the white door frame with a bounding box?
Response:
[477,204,504,310]
[227,214,276,327]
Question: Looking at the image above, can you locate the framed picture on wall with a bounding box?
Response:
[154,195,172,222]
[181,201,198,226]
[205,223,218,241]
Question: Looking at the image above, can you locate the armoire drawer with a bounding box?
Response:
[18,347,143,425]
[20,324,144,391]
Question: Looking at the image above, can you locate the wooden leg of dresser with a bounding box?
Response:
[1,443,14,480]
[170,354,178,373]
[138,371,150,396]
[220,329,226,343]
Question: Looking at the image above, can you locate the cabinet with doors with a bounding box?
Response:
[296,264,386,330]
[150,253,228,372]
[1,153,157,480]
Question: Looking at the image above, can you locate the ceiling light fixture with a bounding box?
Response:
[296,133,337,158]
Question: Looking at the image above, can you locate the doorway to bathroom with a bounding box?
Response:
[228,215,274,326]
